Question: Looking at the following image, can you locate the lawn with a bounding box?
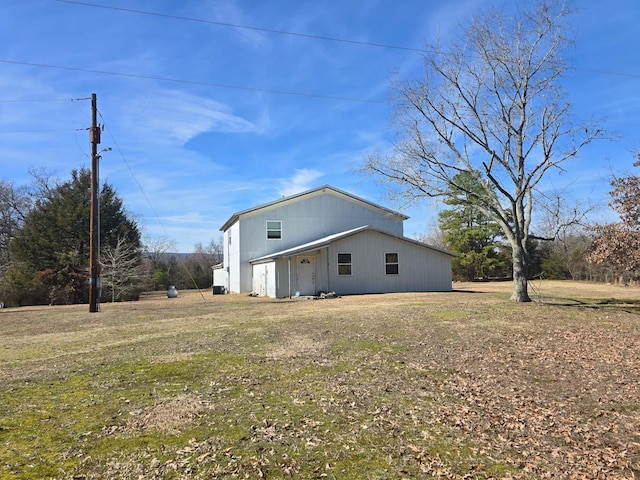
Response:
[1,281,639,479]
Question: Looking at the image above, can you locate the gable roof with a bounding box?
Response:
[249,225,455,264]
[219,185,409,232]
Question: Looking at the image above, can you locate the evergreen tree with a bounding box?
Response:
[438,172,510,281]
[8,168,141,305]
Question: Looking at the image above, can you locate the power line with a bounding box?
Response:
[96,110,161,234]
[97,108,208,300]
[54,0,426,53]
[0,97,89,134]
[0,59,384,104]
[0,128,82,133]
[568,67,640,79]
[53,0,640,80]
[0,98,76,103]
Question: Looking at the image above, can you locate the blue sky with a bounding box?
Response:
[1,0,639,251]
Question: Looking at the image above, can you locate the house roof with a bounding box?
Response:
[249,225,455,264]
[219,185,409,232]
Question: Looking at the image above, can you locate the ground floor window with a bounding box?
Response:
[385,252,399,275]
[338,252,352,276]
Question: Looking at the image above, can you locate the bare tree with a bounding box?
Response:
[140,235,176,289]
[101,234,143,302]
[206,236,224,265]
[174,238,225,289]
[415,224,448,251]
[27,166,58,200]
[0,180,31,275]
[365,1,601,301]
[142,235,177,269]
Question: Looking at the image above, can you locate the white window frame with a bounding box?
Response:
[385,252,399,275]
[266,220,282,240]
[337,252,352,276]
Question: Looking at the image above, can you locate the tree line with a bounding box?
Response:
[0,168,222,307]
[1,160,636,308]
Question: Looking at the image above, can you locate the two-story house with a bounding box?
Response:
[214,185,454,297]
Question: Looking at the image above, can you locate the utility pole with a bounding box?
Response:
[89,93,101,313]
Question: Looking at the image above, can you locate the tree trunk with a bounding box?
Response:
[510,243,531,302]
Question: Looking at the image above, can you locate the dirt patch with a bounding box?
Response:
[123,395,212,435]
[267,334,328,360]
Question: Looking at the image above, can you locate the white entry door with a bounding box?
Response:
[297,256,316,296]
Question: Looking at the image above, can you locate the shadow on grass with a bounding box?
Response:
[535,296,640,314]
[450,289,492,294]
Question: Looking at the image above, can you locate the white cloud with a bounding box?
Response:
[277,168,324,197]
[121,89,257,146]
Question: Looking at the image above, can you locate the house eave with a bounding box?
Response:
[249,225,456,265]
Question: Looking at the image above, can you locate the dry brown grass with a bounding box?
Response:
[1,281,639,479]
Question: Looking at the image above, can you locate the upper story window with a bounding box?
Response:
[338,252,352,276]
[385,253,399,275]
[266,220,282,239]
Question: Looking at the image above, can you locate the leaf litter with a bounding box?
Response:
[2,283,640,478]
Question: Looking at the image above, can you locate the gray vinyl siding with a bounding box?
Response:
[328,231,452,294]
[221,188,453,295]
[235,191,404,293]
[274,259,290,297]
[250,236,451,298]
[242,191,403,252]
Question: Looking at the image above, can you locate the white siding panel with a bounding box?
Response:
[315,248,330,294]
[252,262,276,297]
[213,268,227,288]
[225,221,241,293]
